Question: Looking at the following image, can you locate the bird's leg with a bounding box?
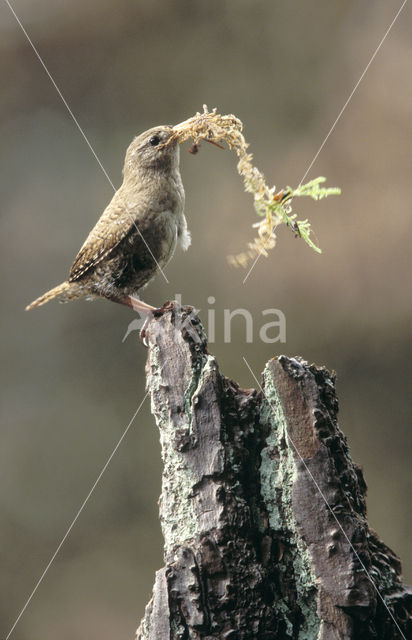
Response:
[125,297,156,345]
[109,295,156,345]
[114,296,156,313]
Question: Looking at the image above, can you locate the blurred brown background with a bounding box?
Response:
[1,1,411,638]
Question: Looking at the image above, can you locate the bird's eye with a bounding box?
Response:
[149,135,161,147]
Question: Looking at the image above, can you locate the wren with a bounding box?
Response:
[26,125,190,316]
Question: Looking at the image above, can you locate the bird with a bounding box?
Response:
[26,125,191,319]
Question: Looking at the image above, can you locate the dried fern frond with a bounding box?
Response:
[171,105,340,267]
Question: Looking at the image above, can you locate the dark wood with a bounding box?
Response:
[136,302,411,640]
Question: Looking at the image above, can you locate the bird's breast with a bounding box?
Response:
[150,210,179,267]
[124,208,178,268]
[120,169,184,278]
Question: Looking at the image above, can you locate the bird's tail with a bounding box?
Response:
[25,281,71,311]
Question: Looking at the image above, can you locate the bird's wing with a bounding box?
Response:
[69,191,139,281]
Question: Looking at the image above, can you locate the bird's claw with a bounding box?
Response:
[140,327,149,347]
[139,312,154,347]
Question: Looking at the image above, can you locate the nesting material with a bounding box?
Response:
[171,105,340,267]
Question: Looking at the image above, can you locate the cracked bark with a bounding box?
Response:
[136,302,411,640]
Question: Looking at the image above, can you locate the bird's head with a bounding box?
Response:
[124,126,179,177]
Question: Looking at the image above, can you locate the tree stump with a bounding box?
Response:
[136,302,411,640]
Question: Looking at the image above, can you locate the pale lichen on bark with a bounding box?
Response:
[145,313,206,554]
[260,363,319,640]
[136,302,412,640]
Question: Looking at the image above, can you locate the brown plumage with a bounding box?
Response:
[26,125,190,314]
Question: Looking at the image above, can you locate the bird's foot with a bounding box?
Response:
[139,313,153,347]
[112,296,156,346]
[125,297,156,346]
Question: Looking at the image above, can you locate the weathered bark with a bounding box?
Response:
[136,302,411,640]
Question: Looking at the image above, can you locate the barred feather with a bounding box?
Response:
[25,282,71,310]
